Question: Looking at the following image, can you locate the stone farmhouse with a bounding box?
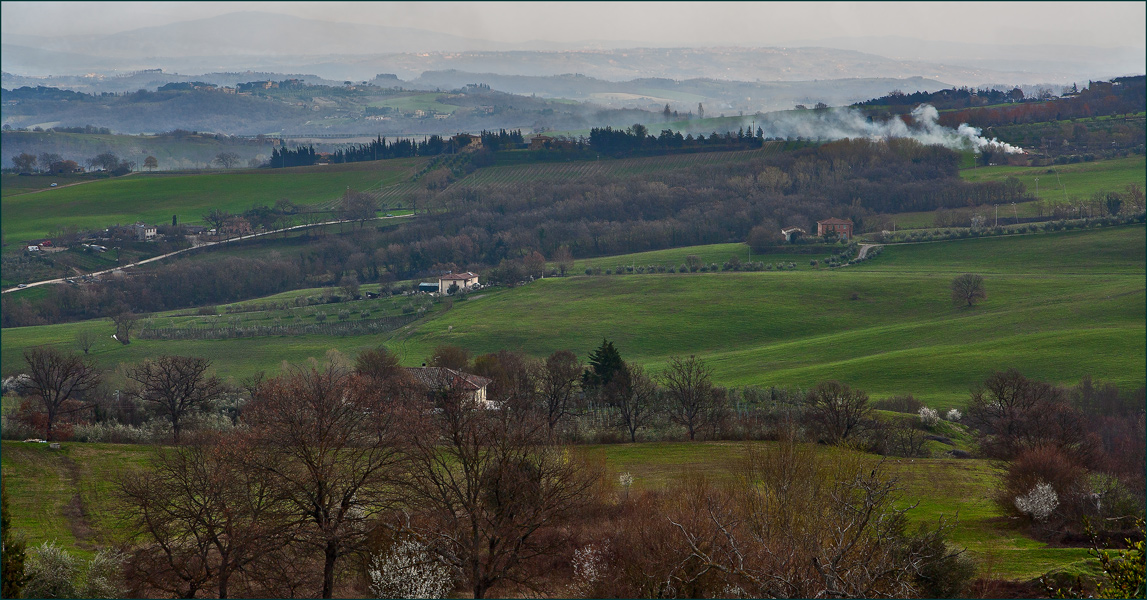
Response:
[405,367,492,407]
[438,272,479,294]
[817,218,854,239]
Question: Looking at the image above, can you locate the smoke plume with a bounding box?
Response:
[747,104,1024,154]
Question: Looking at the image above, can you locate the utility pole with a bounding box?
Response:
[994,204,998,227]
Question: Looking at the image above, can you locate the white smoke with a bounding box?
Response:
[751,104,1024,154]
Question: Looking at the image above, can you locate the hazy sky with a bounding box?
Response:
[2,1,1144,49]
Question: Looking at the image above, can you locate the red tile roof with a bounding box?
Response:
[439,272,478,281]
[405,367,490,391]
[817,218,853,225]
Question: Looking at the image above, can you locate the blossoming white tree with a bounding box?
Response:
[368,539,453,599]
[1015,482,1059,522]
[918,407,940,427]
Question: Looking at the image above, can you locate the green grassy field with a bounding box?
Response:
[556,242,824,273]
[3,226,1142,409]
[0,441,154,559]
[959,155,1145,204]
[0,439,1090,579]
[0,159,427,247]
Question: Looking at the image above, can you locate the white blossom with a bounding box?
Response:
[1015,482,1059,522]
[918,407,940,427]
[368,539,454,599]
[618,471,634,499]
[572,542,609,595]
[945,408,962,422]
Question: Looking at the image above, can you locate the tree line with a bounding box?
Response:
[588,123,765,156]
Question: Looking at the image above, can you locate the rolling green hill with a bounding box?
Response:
[0,158,426,247]
[3,226,1142,409]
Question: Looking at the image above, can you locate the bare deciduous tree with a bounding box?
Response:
[125,355,225,443]
[609,363,659,443]
[662,355,720,441]
[75,330,97,355]
[804,380,871,444]
[339,189,378,226]
[951,273,987,307]
[399,386,602,598]
[538,350,582,433]
[243,364,412,599]
[111,310,141,345]
[213,152,242,169]
[552,245,574,276]
[118,435,294,599]
[22,347,101,441]
[662,438,972,598]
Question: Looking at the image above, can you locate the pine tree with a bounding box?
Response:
[585,339,624,390]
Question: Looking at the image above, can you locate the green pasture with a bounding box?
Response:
[959,155,1145,204]
[556,242,828,273]
[0,441,153,559]
[873,155,1144,231]
[0,158,427,246]
[4,226,1141,408]
[0,438,1091,579]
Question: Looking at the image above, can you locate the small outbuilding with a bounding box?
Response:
[781,226,806,243]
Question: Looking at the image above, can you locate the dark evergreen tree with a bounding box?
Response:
[584,338,625,390]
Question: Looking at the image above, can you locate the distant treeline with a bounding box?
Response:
[588,124,765,156]
[855,86,1036,111]
[938,76,1146,129]
[326,131,523,165]
[856,76,1145,130]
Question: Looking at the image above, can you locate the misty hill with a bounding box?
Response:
[406,71,951,114]
[2,11,1127,88]
[0,82,662,138]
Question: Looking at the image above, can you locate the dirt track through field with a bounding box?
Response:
[58,453,98,551]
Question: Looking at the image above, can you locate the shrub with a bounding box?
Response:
[946,408,962,422]
[873,394,923,414]
[197,305,218,315]
[585,268,593,276]
[918,407,941,427]
[23,541,78,599]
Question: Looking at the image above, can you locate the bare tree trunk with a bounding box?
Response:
[322,540,338,599]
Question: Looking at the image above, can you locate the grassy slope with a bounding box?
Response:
[0,441,153,559]
[959,155,1146,204]
[3,226,1142,409]
[0,439,1089,579]
[0,158,426,245]
[884,155,1147,230]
